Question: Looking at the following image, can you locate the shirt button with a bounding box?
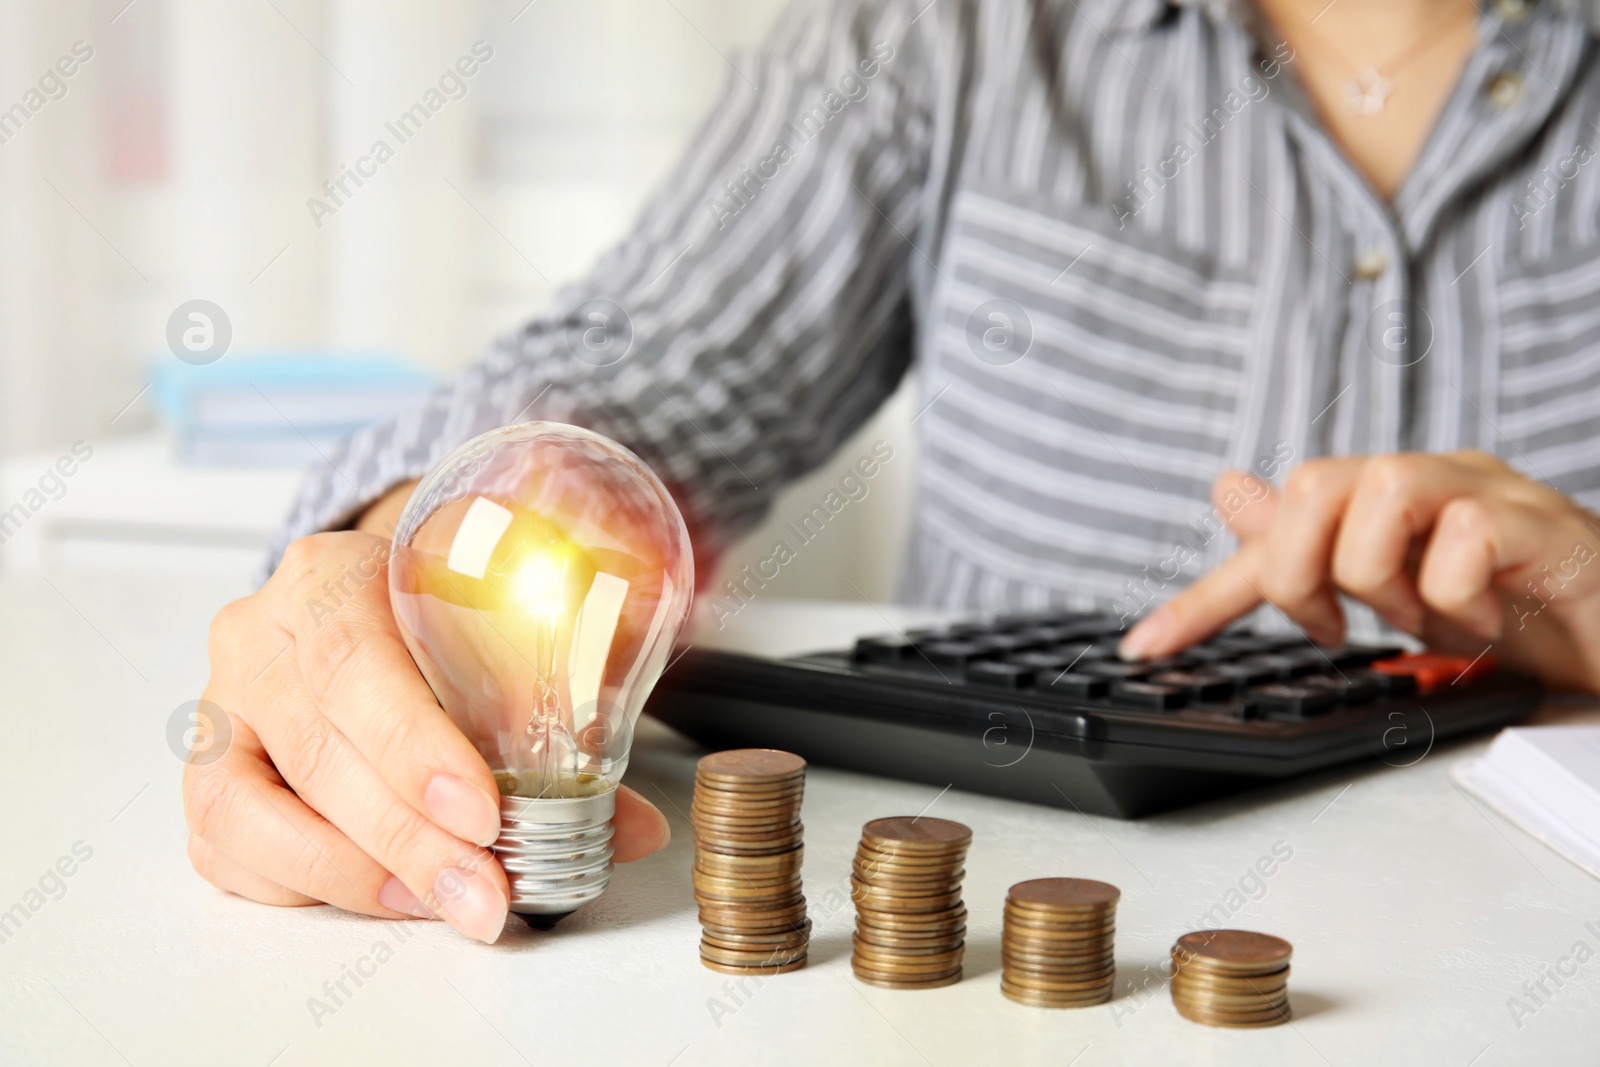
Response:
[1353,249,1389,281]
[1488,71,1524,109]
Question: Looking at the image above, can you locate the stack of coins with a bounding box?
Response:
[1000,878,1119,1007]
[850,816,971,989]
[1169,929,1293,1028]
[690,749,810,975]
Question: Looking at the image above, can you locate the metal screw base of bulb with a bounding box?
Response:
[495,788,615,918]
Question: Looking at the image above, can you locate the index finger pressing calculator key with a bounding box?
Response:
[646,611,1541,817]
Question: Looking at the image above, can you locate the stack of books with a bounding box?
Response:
[150,352,434,467]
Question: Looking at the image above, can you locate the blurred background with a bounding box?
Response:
[0,0,915,598]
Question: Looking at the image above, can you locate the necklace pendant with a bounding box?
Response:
[1345,68,1393,115]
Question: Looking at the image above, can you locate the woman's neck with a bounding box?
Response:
[1252,0,1481,199]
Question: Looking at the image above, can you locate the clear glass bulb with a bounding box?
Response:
[389,422,694,921]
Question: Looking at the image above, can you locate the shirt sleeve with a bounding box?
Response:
[262,0,936,582]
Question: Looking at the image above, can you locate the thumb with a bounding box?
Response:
[613,784,672,863]
[1212,468,1278,542]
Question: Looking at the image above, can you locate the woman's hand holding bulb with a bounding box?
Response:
[185,486,673,943]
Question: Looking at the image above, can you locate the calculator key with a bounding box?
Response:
[1176,646,1235,665]
[1183,700,1259,722]
[1110,681,1188,711]
[1009,651,1071,672]
[1211,634,1299,655]
[974,633,1042,656]
[966,661,1035,689]
[1341,643,1407,667]
[1212,661,1277,687]
[1371,652,1494,695]
[1250,683,1338,718]
[1239,653,1321,681]
[1299,674,1379,705]
[1077,661,1153,681]
[920,641,994,670]
[1013,625,1084,645]
[1049,642,1114,665]
[852,635,911,663]
[1350,667,1417,698]
[1041,673,1110,701]
[1148,670,1235,702]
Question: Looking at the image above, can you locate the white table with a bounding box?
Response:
[2,574,1598,1066]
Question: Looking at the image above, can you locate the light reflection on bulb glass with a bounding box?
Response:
[388,423,693,914]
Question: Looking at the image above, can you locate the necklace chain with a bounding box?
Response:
[1298,2,1481,116]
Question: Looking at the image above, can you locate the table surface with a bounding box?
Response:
[2,573,1599,1066]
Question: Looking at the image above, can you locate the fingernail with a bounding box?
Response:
[425,774,501,847]
[656,808,672,852]
[434,866,507,944]
[378,875,434,919]
[1119,610,1170,661]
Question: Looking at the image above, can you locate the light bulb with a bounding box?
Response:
[389,422,694,923]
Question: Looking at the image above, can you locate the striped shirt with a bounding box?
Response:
[270,0,1600,632]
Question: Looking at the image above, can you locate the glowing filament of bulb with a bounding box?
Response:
[512,554,568,618]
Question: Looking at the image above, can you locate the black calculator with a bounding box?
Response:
[644,611,1542,818]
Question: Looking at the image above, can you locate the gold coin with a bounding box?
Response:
[851,958,964,979]
[1008,877,1119,911]
[1002,924,1115,943]
[852,882,962,906]
[854,857,964,878]
[693,782,805,801]
[861,817,972,851]
[693,816,801,832]
[1172,1001,1292,1027]
[1171,985,1292,1011]
[851,941,965,964]
[1000,968,1115,992]
[855,842,965,864]
[858,926,967,946]
[1003,958,1117,980]
[697,748,806,780]
[1001,942,1115,961]
[1001,982,1111,1008]
[856,938,965,956]
[998,959,1113,979]
[1171,972,1292,998]
[701,920,811,943]
[1171,930,1292,971]
[1003,932,1114,947]
[696,841,805,858]
[853,952,966,973]
[700,955,807,976]
[701,941,808,965]
[697,751,806,783]
[852,967,963,990]
[692,867,800,889]
[695,851,802,873]
[692,882,799,902]
[855,905,967,928]
[1005,907,1116,927]
[698,902,806,925]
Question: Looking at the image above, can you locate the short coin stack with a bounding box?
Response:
[1000,878,1119,1007]
[1169,929,1293,1028]
[690,749,810,975]
[850,817,971,989]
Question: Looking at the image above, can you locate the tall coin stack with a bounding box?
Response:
[850,817,971,989]
[1000,878,1119,1007]
[1169,929,1292,1028]
[691,749,810,975]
